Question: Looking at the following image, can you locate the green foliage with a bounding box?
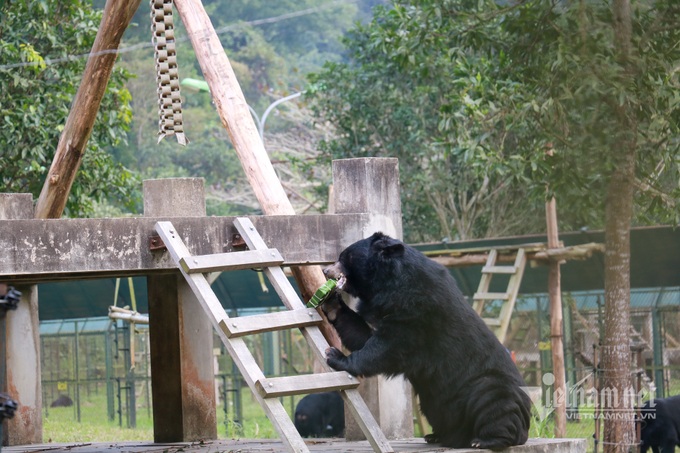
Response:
[114,1,386,217]
[308,0,680,241]
[308,1,546,241]
[503,0,680,228]
[0,0,140,217]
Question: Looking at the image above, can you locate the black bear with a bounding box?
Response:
[294,391,345,438]
[50,394,74,408]
[322,232,531,450]
[639,394,680,453]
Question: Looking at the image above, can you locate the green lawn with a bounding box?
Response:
[42,388,281,443]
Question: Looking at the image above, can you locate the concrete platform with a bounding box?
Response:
[2,437,587,452]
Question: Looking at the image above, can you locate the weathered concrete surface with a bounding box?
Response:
[1,193,42,446]
[332,158,413,441]
[0,213,371,283]
[2,437,588,452]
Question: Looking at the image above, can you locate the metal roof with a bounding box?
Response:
[39,317,116,335]
[33,225,680,321]
[516,287,680,312]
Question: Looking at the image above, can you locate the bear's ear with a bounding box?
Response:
[373,235,404,258]
[382,243,405,258]
[369,232,386,241]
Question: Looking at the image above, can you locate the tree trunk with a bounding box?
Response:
[34,0,142,219]
[602,3,637,451]
[601,153,636,453]
[172,0,341,348]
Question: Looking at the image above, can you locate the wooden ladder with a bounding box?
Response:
[472,248,527,344]
[155,218,394,453]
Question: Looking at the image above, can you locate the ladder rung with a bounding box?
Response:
[218,309,323,338]
[483,318,502,327]
[474,292,510,300]
[481,265,517,274]
[180,249,284,273]
[256,372,360,398]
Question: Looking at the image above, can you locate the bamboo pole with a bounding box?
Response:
[34,0,142,219]
[173,0,340,349]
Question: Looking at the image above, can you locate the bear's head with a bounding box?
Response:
[323,232,405,300]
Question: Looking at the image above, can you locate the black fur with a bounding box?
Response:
[322,232,531,450]
[639,395,680,453]
[50,394,74,408]
[294,391,345,438]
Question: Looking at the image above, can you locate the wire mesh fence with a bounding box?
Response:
[37,289,680,448]
[508,290,680,449]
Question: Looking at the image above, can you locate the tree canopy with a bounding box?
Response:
[0,0,138,217]
[112,0,386,217]
[308,0,680,243]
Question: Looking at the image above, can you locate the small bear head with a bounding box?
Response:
[324,232,405,300]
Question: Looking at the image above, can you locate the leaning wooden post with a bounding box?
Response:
[144,178,217,442]
[0,194,42,446]
[34,0,142,219]
[173,0,340,349]
[546,146,567,437]
[331,158,414,440]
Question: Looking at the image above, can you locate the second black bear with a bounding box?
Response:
[322,232,531,450]
[294,391,345,438]
[639,394,680,453]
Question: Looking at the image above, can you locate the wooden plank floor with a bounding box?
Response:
[2,438,586,453]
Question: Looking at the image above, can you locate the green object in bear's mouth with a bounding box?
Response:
[307,279,337,308]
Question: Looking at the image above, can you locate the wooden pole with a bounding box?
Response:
[546,156,567,437]
[144,179,217,442]
[173,0,340,348]
[34,0,142,219]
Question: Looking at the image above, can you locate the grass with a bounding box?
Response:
[50,381,672,452]
[42,387,288,443]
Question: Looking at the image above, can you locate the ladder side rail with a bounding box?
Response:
[342,389,396,453]
[496,248,528,344]
[473,249,498,315]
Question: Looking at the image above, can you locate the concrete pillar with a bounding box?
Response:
[331,158,413,440]
[0,194,42,446]
[144,178,217,442]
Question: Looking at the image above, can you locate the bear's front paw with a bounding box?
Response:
[424,433,439,444]
[325,347,347,370]
[321,292,342,321]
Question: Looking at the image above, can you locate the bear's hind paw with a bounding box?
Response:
[470,438,510,451]
[424,433,439,444]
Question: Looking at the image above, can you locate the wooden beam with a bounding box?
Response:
[172,0,340,349]
[430,243,604,268]
[34,0,142,219]
[546,194,567,438]
[0,214,368,283]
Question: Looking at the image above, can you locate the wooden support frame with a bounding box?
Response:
[144,178,216,442]
[0,194,42,446]
[0,158,411,445]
